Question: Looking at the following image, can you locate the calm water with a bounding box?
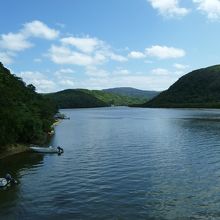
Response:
[1,107,220,219]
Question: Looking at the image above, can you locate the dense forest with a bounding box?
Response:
[142,65,220,108]
[0,62,57,148]
[103,87,159,100]
[45,89,146,109]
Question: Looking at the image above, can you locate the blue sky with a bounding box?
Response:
[1,0,220,92]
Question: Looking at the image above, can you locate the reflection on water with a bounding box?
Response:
[1,108,220,219]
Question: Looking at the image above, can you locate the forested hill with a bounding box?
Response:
[103,87,160,100]
[143,65,220,108]
[0,62,57,148]
[45,89,146,109]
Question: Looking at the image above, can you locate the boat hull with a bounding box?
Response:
[30,146,59,153]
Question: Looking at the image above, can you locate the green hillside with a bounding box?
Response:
[143,65,220,108]
[0,62,57,148]
[44,89,107,108]
[103,87,159,100]
[45,89,146,109]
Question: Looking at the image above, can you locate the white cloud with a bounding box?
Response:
[48,45,102,66]
[147,0,189,17]
[0,33,32,51]
[128,51,146,59]
[109,52,127,62]
[61,37,101,53]
[193,0,220,20]
[0,21,58,52]
[0,20,59,64]
[70,65,181,91]
[54,68,76,88]
[0,52,14,64]
[173,63,189,69]
[151,68,170,75]
[17,64,184,93]
[49,36,127,66]
[18,71,56,93]
[22,20,59,39]
[146,45,186,59]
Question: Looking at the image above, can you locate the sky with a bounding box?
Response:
[1,0,220,92]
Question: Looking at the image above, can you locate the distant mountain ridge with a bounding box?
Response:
[45,88,147,109]
[103,87,160,100]
[142,65,220,108]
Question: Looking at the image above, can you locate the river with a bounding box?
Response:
[1,107,220,219]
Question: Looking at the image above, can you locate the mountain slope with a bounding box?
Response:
[103,87,159,100]
[143,65,220,108]
[45,89,146,109]
[45,89,108,108]
[0,62,57,147]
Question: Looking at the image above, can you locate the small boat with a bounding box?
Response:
[30,146,64,154]
[0,178,8,187]
[0,174,18,188]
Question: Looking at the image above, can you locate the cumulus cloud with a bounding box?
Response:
[61,37,101,53]
[0,20,59,64]
[49,36,127,66]
[151,68,170,75]
[48,45,103,66]
[18,69,77,92]
[147,0,189,17]
[109,52,127,62]
[146,45,186,59]
[193,0,220,20]
[18,71,56,93]
[128,51,146,59]
[17,64,184,93]
[0,51,14,64]
[22,20,59,39]
[0,20,58,52]
[55,68,75,87]
[173,63,189,69]
[0,33,32,51]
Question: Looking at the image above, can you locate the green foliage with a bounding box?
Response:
[103,87,159,100]
[45,89,146,109]
[45,89,107,108]
[0,62,57,148]
[142,65,220,108]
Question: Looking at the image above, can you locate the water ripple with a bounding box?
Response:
[1,108,220,219]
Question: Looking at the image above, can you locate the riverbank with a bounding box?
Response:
[0,144,30,159]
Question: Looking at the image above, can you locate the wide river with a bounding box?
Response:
[1,107,220,219]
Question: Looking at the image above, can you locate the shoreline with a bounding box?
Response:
[0,120,62,160]
[0,144,30,160]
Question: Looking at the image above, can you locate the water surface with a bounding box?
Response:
[1,107,220,219]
